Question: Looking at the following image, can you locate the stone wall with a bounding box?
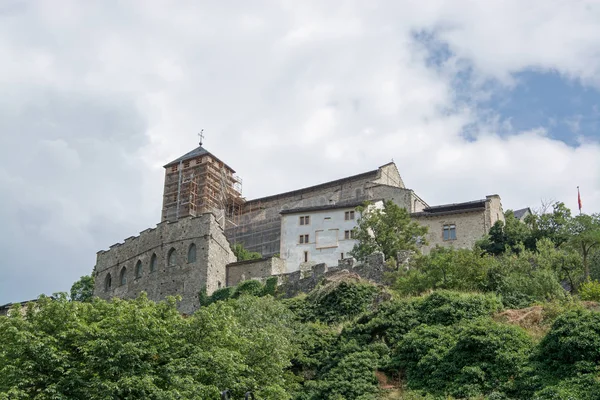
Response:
[225,163,412,257]
[414,195,505,254]
[226,257,286,287]
[274,252,387,298]
[93,213,236,314]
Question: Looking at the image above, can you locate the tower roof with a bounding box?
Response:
[163,145,236,172]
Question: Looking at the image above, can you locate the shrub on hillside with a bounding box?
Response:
[578,280,600,301]
[418,290,503,326]
[533,375,600,400]
[304,280,380,324]
[395,318,533,398]
[537,309,600,376]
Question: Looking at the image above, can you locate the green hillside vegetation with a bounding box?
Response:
[2,202,600,399]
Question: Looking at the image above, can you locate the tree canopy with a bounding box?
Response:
[350,200,428,262]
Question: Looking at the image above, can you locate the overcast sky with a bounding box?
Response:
[1,1,600,304]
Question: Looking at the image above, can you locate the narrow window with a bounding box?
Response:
[345,210,355,220]
[299,234,309,244]
[150,253,157,272]
[299,215,310,225]
[167,248,177,266]
[304,251,309,262]
[340,252,344,259]
[135,260,142,278]
[188,243,197,263]
[104,273,112,291]
[443,224,457,241]
[120,267,127,286]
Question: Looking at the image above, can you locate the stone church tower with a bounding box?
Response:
[161,145,244,226]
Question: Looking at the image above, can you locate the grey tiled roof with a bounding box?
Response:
[411,199,487,217]
[163,146,210,167]
[163,146,236,172]
[513,208,531,220]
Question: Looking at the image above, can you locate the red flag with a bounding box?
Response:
[578,187,582,212]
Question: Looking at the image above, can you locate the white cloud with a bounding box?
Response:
[0,0,599,303]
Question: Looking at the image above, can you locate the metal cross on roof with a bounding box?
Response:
[198,129,204,146]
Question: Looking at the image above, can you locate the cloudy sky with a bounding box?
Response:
[1,0,600,304]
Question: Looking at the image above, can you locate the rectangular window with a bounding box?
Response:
[344,230,355,239]
[340,252,344,259]
[304,251,309,262]
[299,215,310,225]
[171,165,178,172]
[443,224,457,241]
[345,210,355,220]
[183,161,190,168]
[299,234,309,244]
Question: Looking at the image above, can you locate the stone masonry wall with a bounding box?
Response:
[93,213,236,314]
[226,257,286,287]
[275,252,387,298]
[415,210,487,254]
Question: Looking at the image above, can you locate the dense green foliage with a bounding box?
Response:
[0,293,297,399]
[350,200,428,262]
[199,277,278,306]
[3,279,600,399]
[232,243,262,262]
[69,274,95,302]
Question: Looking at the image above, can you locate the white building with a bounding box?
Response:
[279,200,383,273]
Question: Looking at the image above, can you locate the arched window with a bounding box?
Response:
[135,260,142,278]
[187,243,197,263]
[120,267,127,286]
[167,248,177,266]
[150,253,157,273]
[104,273,112,292]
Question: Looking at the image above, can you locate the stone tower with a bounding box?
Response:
[161,146,244,225]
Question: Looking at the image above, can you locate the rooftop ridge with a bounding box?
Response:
[244,163,397,205]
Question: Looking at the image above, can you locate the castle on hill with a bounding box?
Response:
[93,145,505,313]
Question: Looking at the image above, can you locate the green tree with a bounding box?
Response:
[350,200,428,262]
[70,274,95,302]
[568,213,600,280]
[395,247,495,295]
[478,210,533,255]
[232,243,262,261]
[528,202,573,248]
[0,294,297,399]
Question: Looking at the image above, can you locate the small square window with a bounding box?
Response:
[443,224,457,241]
[183,161,190,168]
[345,210,355,220]
[344,230,355,239]
[299,234,309,244]
[171,165,178,172]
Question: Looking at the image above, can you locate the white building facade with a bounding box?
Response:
[279,200,383,273]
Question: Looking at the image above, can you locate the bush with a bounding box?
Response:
[395,318,533,398]
[537,309,600,376]
[305,281,380,324]
[578,280,600,301]
[232,279,264,298]
[533,374,600,400]
[417,291,503,326]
